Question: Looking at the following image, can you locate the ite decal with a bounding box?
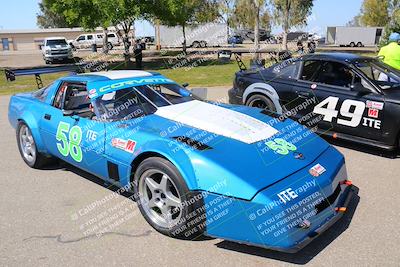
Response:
[277,188,298,204]
[86,130,98,141]
[111,138,136,153]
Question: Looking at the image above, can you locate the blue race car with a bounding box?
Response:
[8,70,355,252]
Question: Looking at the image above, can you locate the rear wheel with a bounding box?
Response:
[246,94,277,112]
[356,42,363,47]
[349,42,356,47]
[16,122,51,168]
[134,157,205,239]
[192,41,200,48]
[200,41,207,48]
[107,42,113,50]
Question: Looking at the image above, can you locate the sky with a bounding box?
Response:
[0,0,364,36]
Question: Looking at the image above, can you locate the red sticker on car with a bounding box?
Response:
[368,108,379,118]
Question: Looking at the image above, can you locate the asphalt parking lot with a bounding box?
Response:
[0,89,399,266]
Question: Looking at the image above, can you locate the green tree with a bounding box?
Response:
[216,0,235,40]
[271,0,314,50]
[50,0,142,55]
[37,0,75,28]
[230,0,271,30]
[360,0,389,26]
[381,0,400,45]
[150,0,219,53]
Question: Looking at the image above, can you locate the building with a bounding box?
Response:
[0,27,104,51]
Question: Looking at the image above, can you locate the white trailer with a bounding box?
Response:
[158,23,228,48]
[326,26,384,47]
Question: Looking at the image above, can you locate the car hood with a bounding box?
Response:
[149,100,332,200]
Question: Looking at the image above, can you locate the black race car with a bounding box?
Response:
[229,53,400,152]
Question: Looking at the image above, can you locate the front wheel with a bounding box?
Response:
[246,94,277,112]
[133,157,205,239]
[16,122,51,168]
[107,42,113,50]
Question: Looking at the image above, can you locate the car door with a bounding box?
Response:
[282,60,320,126]
[296,60,384,141]
[39,81,109,179]
[75,35,86,49]
[86,34,94,48]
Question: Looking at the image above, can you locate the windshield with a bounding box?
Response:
[46,39,67,46]
[92,83,198,121]
[354,59,400,90]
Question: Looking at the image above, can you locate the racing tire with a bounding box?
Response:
[357,42,363,47]
[133,157,205,240]
[200,41,207,48]
[107,42,113,50]
[349,42,356,47]
[245,94,277,112]
[16,122,51,169]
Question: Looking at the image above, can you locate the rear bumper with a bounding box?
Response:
[203,147,356,253]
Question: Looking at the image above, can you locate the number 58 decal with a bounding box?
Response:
[313,96,382,129]
[56,122,83,162]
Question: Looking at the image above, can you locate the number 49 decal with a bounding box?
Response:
[56,122,83,162]
[313,96,366,127]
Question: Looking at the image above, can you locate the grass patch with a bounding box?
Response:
[0,59,246,95]
[157,61,242,87]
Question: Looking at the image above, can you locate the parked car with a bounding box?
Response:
[228,35,244,44]
[68,32,120,50]
[8,69,355,253]
[41,37,73,64]
[235,29,272,42]
[229,53,400,152]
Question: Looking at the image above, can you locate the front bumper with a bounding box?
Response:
[228,87,242,105]
[202,147,356,253]
[44,53,73,61]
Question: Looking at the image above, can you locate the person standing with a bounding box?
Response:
[134,40,143,69]
[378,32,400,70]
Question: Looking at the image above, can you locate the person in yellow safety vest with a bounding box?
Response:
[378,32,400,70]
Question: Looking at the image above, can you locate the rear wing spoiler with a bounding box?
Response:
[4,65,85,89]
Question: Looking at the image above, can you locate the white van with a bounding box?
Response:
[68,32,120,50]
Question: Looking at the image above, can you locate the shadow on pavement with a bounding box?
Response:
[215,188,360,265]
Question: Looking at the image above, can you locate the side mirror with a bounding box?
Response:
[351,83,370,94]
[182,83,189,88]
[62,110,75,116]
